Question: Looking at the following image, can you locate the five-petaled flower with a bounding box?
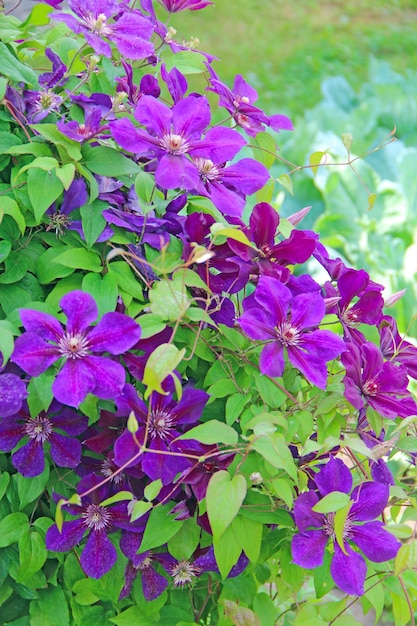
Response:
[238,275,346,389]
[11,291,141,408]
[291,456,401,596]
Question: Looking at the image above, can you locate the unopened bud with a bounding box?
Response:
[250,472,263,485]
[342,132,353,151]
[127,411,139,434]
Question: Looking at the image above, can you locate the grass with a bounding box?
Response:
[168,0,417,118]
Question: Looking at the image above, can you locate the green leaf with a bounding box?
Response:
[144,479,163,501]
[395,542,417,575]
[167,517,201,560]
[270,477,294,508]
[206,471,247,539]
[231,515,262,564]
[213,524,242,579]
[29,586,70,626]
[15,464,50,509]
[226,393,252,426]
[149,275,190,321]
[110,607,159,626]
[0,196,25,235]
[309,150,326,176]
[82,144,141,177]
[80,199,107,247]
[253,371,287,408]
[210,223,255,248]
[18,156,59,177]
[31,124,82,161]
[312,491,351,514]
[36,246,76,284]
[0,42,38,86]
[207,378,237,399]
[313,550,334,599]
[27,168,64,223]
[129,500,153,522]
[176,420,238,445]
[82,271,118,317]
[108,261,144,300]
[55,163,76,190]
[0,325,14,366]
[252,131,276,168]
[143,343,186,399]
[30,370,54,412]
[6,142,52,157]
[0,239,12,263]
[164,50,206,74]
[0,77,7,100]
[0,471,10,501]
[0,512,29,548]
[53,247,102,272]
[250,433,298,482]
[16,531,47,583]
[276,173,294,195]
[100,491,134,508]
[136,314,166,340]
[139,503,183,552]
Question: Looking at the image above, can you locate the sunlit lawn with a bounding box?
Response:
[167,0,417,118]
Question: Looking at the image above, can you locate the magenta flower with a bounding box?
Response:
[52,0,154,60]
[110,94,212,191]
[11,291,141,408]
[291,457,400,596]
[238,276,345,389]
[0,373,27,418]
[342,340,417,419]
[379,315,417,380]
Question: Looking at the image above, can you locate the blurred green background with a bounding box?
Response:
[170,0,417,338]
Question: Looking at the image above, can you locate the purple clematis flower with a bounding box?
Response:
[110,94,213,191]
[0,401,87,477]
[238,276,345,389]
[57,107,107,142]
[291,456,401,596]
[39,47,67,89]
[11,291,141,408]
[157,0,213,12]
[46,474,142,579]
[208,71,293,136]
[52,0,154,60]
[113,383,209,484]
[342,341,417,419]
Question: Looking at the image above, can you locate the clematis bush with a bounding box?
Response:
[0,1,417,624]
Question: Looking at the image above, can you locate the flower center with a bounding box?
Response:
[159,133,190,155]
[323,512,353,540]
[194,158,220,182]
[342,307,360,328]
[101,459,125,484]
[170,560,201,587]
[57,332,90,359]
[24,416,53,443]
[82,503,112,531]
[149,409,174,440]
[363,379,380,397]
[275,321,300,346]
[84,12,113,36]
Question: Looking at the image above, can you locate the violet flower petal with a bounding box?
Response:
[291,530,328,568]
[0,374,27,417]
[80,530,117,579]
[87,312,141,354]
[349,481,389,521]
[351,521,401,562]
[330,542,367,596]
[12,439,45,477]
[46,519,86,552]
[315,457,353,496]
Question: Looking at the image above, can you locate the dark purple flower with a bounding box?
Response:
[46,475,139,579]
[113,383,209,484]
[179,451,235,500]
[229,202,317,277]
[238,276,346,389]
[23,89,63,123]
[119,531,169,600]
[342,341,417,419]
[0,373,27,418]
[52,1,154,60]
[379,315,417,380]
[11,291,141,408]
[157,0,213,11]
[116,61,161,106]
[291,457,400,596]
[0,401,87,477]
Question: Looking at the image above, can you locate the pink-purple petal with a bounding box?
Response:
[60,291,98,334]
[12,439,45,477]
[19,309,63,341]
[52,359,96,407]
[46,519,86,552]
[11,333,60,376]
[87,312,141,354]
[315,456,353,496]
[50,432,82,468]
[259,341,285,378]
[349,481,389,520]
[330,542,367,596]
[351,521,401,562]
[291,530,328,569]
[293,491,324,531]
[80,530,117,578]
